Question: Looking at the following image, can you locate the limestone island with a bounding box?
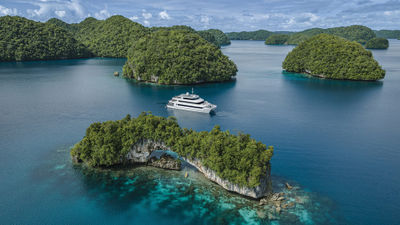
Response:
[70,112,274,199]
[282,34,385,81]
[122,29,237,85]
[365,37,389,49]
[265,34,290,45]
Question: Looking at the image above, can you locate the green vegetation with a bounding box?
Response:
[71,112,274,188]
[265,34,289,45]
[325,25,375,44]
[282,34,385,81]
[286,28,325,45]
[151,26,230,47]
[226,30,273,40]
[225,25,382,47]
[123,29,237,84]
[199,29,230,46]
[46,18,77,33]
[2,16,237,85]
[374,30,400,39]
[285,25,376,45]
[73,15,148,57]
[149,25,195,33]
[365,38,389,49]
[70,113,182,167]
[175,126,273,187]
[197,30,217,46]
[0,16,90,61]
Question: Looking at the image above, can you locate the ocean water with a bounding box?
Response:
[0,40,399,225]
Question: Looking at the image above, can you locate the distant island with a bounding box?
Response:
[123,29,237,84]
[286,25,377,45]
[71,112,274,198]
[365,38,389,49]
[265,34,290,45]
[374,30,400,39]
[282,34,385,81]
[198,29,231,46]
[227,25,390,49]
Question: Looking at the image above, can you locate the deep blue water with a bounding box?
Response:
[0,40,399,225]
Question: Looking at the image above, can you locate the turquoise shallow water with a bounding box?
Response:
[0,40,399,225]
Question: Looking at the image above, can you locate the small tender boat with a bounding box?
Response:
[166,88,217,113]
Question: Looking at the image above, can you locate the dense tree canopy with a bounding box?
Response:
[0,16,90,61]
[151,26,230,47]
[197,30,217,46]
[149,25,196,33]
[365,38,389,49]
[200,29,231,46]
[282,34,385,81]
[175,126,273,187]
[285,25,377,45]
[226,30,273,40]
[123,29,237,84]
[71,112,274,188]
[265,34,290,45]
[324,25,376,44]
[73,15,149,57]
[286,28,325,45]
[374,30,400,39]
[46,18,77,33]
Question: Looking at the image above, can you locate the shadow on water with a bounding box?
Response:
[281,71,384,91]
[280,71,384,106]
[122,76,237,100]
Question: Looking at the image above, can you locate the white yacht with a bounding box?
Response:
[167,89,217,113]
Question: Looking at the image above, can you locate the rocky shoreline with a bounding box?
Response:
[74,139,272,199]
[148,153,181,170]
[123,139,272,198]
[184,158,271,199]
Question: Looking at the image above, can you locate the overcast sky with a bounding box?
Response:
[0,0,399,31]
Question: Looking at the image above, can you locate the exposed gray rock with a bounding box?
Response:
[125,139,168,163]
[148,154,181,170]
[184,158,272,199]
[123,139,272,199]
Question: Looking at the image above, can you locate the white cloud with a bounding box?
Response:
[67,0,84,17]
[55,10,66,18]
[25,0,85,19]
[130,16,139,21]
[94,9,110,19]
[304,13,319,22]
[143,20,150,26]
[159,10,170,20]
[200,15,210,24]
[142,10,152,19]
[0,5,17,16]
[384,10,400,16]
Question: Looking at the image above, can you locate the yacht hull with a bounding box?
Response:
[166,104,216,113]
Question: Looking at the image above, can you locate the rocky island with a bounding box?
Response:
[365,37,389,49]
[261,25,389,49]
[265,34,289,45]
[1,15,237,85]
[282,34,385,81]
[70,112,274,198]
[122,29,237,85]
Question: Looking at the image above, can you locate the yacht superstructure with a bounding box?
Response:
[166,89,217,113]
